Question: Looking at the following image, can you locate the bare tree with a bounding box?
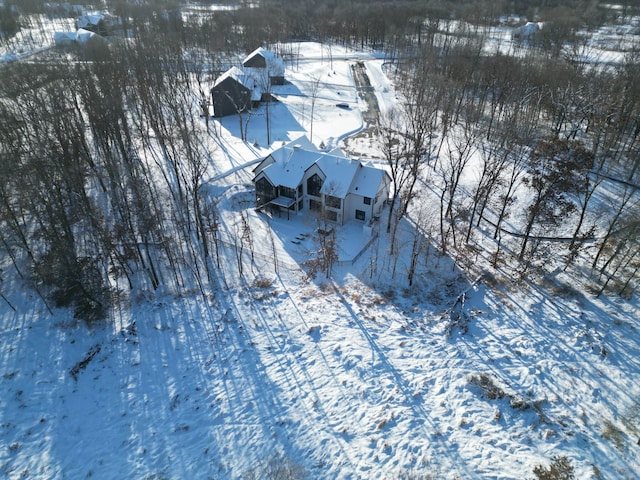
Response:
[308,74,322,143]
[436,121,478,253]
[518,137,591,262]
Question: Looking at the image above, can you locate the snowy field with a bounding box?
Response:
[1,34,640,480]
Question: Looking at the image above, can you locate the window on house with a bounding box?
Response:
[307,174,323,197]
[256,177,275,204]
[363,197,371,205]
[298,184,303,196]
[310,199,321,211]
[279,186,296,199]
[325,195,341,209]
[325,210,338,222]
[355,209,366,221]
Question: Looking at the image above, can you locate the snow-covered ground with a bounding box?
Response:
[0,14,76,62]
[1,40,640,480]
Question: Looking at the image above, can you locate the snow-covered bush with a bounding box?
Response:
[467,373,506,400]
[531,455,575,480]
[242,451,307,480]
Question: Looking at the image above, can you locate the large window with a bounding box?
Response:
[325,195,341,209]
[325,210,338,222]
[309,199,321,211]
[279,186,296,199]
[307,174,323,197]
[256,177,275,205]
[355,209,366,221]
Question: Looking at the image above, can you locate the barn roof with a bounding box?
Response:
[213,66,262,101]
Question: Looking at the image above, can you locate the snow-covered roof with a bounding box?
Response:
[53,31,77,43]
[243,67,269,88]
[214,66,262,101]
[53,29,100,45]
[514,21,543,38]
[259,147,322,190]
[243,47,285,78]
[76,28,97,43]
[349,163,388,198]
[316,155,361,198]
[76,12,105,29]
[256,137,387,200]
[244,47,277,62]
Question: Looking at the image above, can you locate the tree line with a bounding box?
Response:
[378,17,640,295]
[0,18,225,320]
[1,0,639,321]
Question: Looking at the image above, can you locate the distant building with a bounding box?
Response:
[75,11,117,36]
[211,47,285,117]
[242,47,285,86]
[513,21,543,41]
[253,137,391,225]
[210,66,261,118]
[53,28,103,46]
[53,31,77,46]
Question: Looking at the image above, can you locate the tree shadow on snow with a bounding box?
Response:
[213,99,306,150]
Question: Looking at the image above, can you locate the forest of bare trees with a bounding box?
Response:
[1,0,639,321]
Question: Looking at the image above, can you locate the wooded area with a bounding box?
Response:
[1,0,639,321]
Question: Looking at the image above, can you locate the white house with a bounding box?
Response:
[242,47,285,85]
[53,28,102,46]
[253,137,390,225]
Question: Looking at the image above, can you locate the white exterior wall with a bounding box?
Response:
[372,173,391,217]
[372,183,387,217]
[345,194,374,223]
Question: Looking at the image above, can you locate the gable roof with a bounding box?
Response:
[54,31,77,43]
[53,28,101,44]
[213,66,262,101]
[349,163,388,198]
[315,155,361,198]
[264,148,322,189]
[243,47,285,78]
[77,13,105,28]
[76,11,116,29]
[255,137,388,200]
[255,138,321,189]
[76,28,99,43]
[244,47,278,62]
